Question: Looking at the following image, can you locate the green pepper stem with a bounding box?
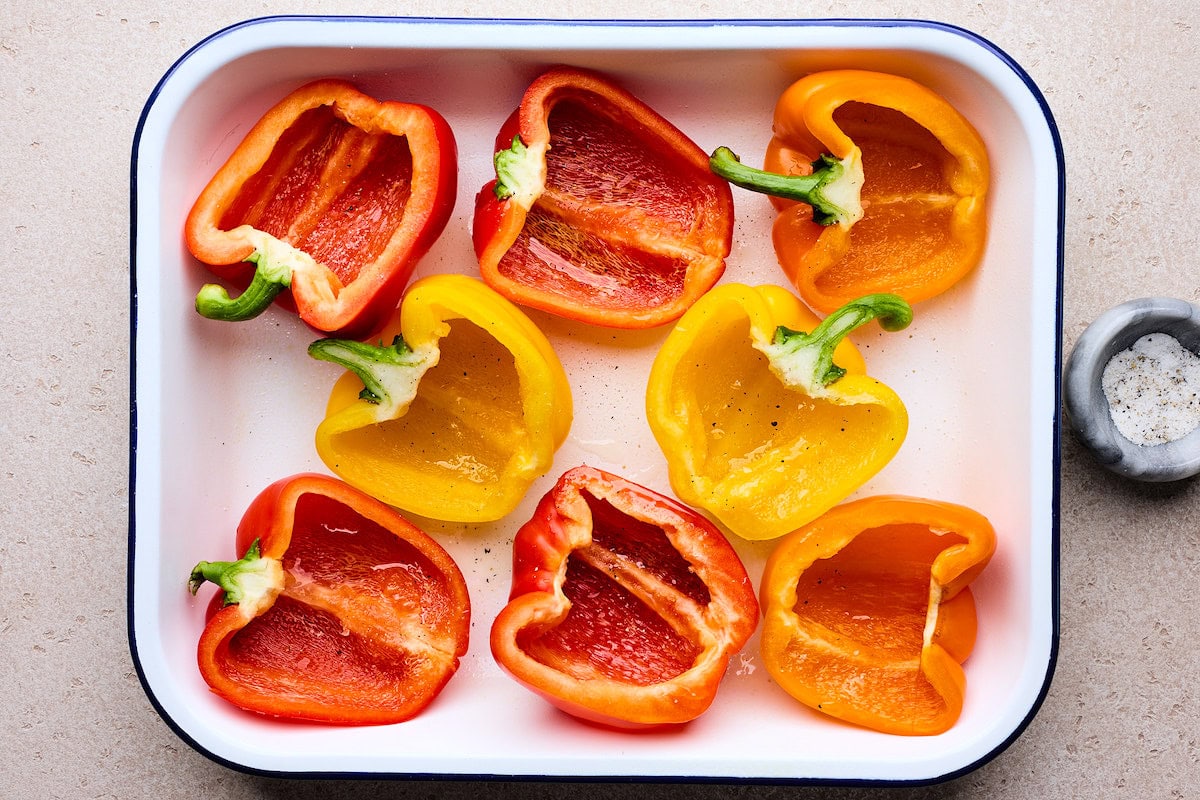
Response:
[188,539,283,610]
[195,250,291,321]
[709,146,864,227]
[308,334,435,407]
[492,135,547,210]
[494,135,535,201]
[764,293,912,393]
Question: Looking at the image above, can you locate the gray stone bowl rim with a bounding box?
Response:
[1064,297,1200,482]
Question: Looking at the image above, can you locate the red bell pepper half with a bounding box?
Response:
[472,67,734,329]
[187,473,471,725]
[185,79,458,338]
[490,465,758,728]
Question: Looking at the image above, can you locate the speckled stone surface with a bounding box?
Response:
[5,1,1200,798]
[1065,297,1200,481]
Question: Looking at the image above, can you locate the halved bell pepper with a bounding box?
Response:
[709,70,989,314]
[472,66,734,329]
[186,473,471,725]
[760,495,997,735]
[185,79,458,338]
[490,465,759,728]
[307,274,572,523]
[646,284,910,541]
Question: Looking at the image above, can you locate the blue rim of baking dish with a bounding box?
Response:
[128,14,1064,786]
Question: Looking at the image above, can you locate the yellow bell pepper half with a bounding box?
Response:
[308,274,572,523]
[646,284,910,541]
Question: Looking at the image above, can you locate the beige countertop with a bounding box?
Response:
[4,0,1198,796]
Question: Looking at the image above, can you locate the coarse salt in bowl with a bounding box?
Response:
[1064,297,1200,481]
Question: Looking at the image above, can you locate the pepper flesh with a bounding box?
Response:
[646,283,910,541]
[759,495,996,735]
[185,79,458,338]
[308,274,572,523]
[490,465,759,728]
[728,70,989,314]
[187,473,471,725]
[472,66,734,329]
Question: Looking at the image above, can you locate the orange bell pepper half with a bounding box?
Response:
[187,473,471,725]
[759,495,996,735]
[709,70,989,314]
[490,465,759,728]
[185,79,458,338]
[472,67,734,328]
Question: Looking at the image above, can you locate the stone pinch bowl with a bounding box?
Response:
[1064,297,1200,482]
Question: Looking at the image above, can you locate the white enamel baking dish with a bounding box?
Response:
[129,16,1062,784]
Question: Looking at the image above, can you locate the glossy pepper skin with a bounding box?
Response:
[490,465,759,728]
[646,284,911,541]
[186,473,471,725]
[711,70,989,314]
[760,495,996,735]
[472,66,734,329]
[308,274,572,523]
[185,79,458,338]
